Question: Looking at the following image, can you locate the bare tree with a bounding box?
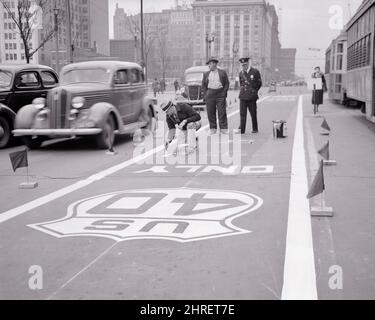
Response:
[125,13,156,75]
[154,25,170,81]
[1,0,58,64]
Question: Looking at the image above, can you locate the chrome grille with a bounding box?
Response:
[48,89,58,129]
[60,89,68,128]
[84,94,110,106]
[188,86,201,101]
[48,88,69,129]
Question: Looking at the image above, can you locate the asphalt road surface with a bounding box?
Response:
[1,86,374,300]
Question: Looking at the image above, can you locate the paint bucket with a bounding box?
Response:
[273,120,287,138]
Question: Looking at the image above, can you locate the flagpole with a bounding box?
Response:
[26,165,29,184]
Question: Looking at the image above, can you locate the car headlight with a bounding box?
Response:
[32,97,46,110]
[36,109,49,121]
[72,96,85,109]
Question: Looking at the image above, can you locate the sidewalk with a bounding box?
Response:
[303,95,375,299]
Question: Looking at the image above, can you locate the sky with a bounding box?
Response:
[108,0,363,77]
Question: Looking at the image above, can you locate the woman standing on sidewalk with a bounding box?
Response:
[311,66,327,111]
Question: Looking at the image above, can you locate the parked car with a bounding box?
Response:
[0,64,59,148]
[180,65,227,111]
[13,61,157,149]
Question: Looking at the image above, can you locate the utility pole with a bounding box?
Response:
[140,0,144,69]
[53,5,60,72]
[66,0,73,63]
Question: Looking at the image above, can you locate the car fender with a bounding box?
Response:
[139,96,157,121]
[88,102,123,131]
[0,103,16,124]
[14,104,39,129]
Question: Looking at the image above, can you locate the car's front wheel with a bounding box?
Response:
[22,136,44,149]
[96,115,115,149]
[0,117,11,149]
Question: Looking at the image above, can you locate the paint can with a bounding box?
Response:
[273,120,287,138]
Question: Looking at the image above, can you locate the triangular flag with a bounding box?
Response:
[321,118,331,132]
[9,149,28,172]
[307,160,325,199]
[318,141,330,160]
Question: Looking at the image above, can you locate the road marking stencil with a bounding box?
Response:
[29,188,263,243]
[0,96,269,225]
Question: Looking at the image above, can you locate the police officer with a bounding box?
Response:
[237,57,262,134]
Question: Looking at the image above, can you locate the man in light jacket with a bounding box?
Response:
[201,57,230,135]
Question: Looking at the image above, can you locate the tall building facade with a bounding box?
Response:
[192,0,271,78]
[89,0,109,55]
[0,0,40,64]
[39,0,109,71]
[279,48,296,80]
[192,0,289,82]
[113,4,194,80]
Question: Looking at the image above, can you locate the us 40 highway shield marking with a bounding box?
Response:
[29,188,263,243]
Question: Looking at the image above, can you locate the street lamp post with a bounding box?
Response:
[53,6,59,72]
[231,42,239,80]
[134,28,138,63]
[205,32,215,62]
[66,0,73,64]
[231,25,240,80]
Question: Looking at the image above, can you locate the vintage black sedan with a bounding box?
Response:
[13,61,158,149]
[0,64,59,148]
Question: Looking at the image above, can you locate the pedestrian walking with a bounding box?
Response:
[160,79,166,94]
[161,100,202,153]
[311,66,327,113]
[174,79,180,93]
[201,57,230,135]
[235,57,262,134]
[152,78,159,98]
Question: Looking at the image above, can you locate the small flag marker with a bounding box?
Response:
[318,141,337,166]
[307,160,334,217]
[9,149,38,189]
[321,118,331,135]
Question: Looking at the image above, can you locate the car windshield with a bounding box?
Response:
[61,68,112,85]
[185,72,204,82]
[0,70,12,87]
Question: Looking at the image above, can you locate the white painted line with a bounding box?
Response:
[281,95,318,300]
[0,97,269,224]
[46,242,118,300]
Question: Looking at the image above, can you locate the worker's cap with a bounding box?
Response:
[239,57,251,64]
[206,57,219,65]
[160,100,174,112]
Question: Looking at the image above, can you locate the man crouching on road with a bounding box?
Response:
[162,100,202,153]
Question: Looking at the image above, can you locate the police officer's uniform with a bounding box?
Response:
[238,57,262,134]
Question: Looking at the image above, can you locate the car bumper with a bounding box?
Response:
[13,128,102,137]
